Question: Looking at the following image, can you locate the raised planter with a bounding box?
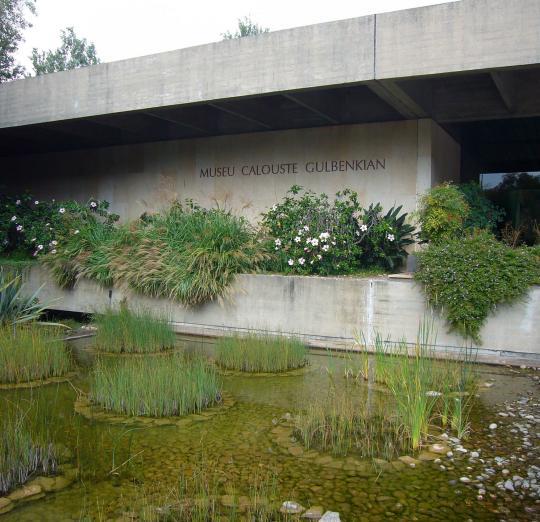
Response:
[24,265,540,365]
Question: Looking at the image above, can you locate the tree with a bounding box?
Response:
[31,26,99,75]
[0,0,35,82]
[221,16,269,40]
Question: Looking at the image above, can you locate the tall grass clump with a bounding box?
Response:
[295,389,408,460]
[90,355,221,417]
[215,333,308,373]
[0,401,58,494]
[368,323,477,448]
[93,306,176,354]
[46,201,267,306]
[0,324,71,384]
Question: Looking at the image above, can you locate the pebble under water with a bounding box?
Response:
[1,335,539,521]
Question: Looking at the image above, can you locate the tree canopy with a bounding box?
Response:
[31,26,100,75]
[0,0,35,82]
[222,16,269,40]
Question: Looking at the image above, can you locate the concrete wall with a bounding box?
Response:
[2,119,460,220]
[2,0,539,128]
[25,266,540,365]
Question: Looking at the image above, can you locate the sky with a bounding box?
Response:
[16,0,457,70]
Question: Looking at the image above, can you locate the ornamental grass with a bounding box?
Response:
[294,389,408,460]
[0,324,71,384]
[93,306,176,354]
[46,201,267,307]
[215,333,308,373]
[0,400,58,495]
[90,355,221,417]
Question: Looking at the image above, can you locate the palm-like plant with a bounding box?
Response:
[0,269,48,326]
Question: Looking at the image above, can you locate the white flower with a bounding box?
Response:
[74,229,80,235]
[319,232,330,240]
[294,236,301,243]
[10,216,16,222]
[271,205,277,211]
[15,200,21,206]
[31,238,36,242]
[322,245,330,252]
[360,224,368,232]
[310,238,319,246]
[15,225,23,232]
[288,259,294,266]
[90,201,97,208]
[34,200,39,205]
[51,240,58,246]
[274,238,281,247]
[50,249,57,254]
[317,254,322,260]
[297,229,303,236]
[310,261,314,265]
[331,241,336,246]
[37,244,43,250]
[387,233,395,242]
[298,257,305,265]
[59,207,66,214]
[303,225,309,231]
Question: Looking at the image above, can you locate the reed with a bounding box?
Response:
[0,400,58,494]
[215,333,307,373]
[93,306,176,354]
[90,355,221,417]
[0,324,71,384]
[295,389,408,460]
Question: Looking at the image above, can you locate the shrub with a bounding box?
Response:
[262,185,414,274]
[0,194,118,259]
[93,306,176,354]
[0,324,71,384]
[458,182,505,232]
[215,333,308,373]
[0,401,58,494]
[415,231,540,341]
[417,183,469,242]
[90,355,221,417]
[45,201,266,306]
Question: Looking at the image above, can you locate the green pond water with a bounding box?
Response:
[1,335,539,521]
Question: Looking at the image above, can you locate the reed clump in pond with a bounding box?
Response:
[92,306,176,354]
[0,401,58,495]
[90,355,221,417]
[215,333,308,373]
[0,324,71,384]
[294,389,408,460]
[361,324,477,449]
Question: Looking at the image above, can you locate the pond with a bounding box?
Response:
[1,335,539,521]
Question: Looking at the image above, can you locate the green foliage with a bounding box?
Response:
[0,193,118,259]
[0,268,48,326]
[415,231,540,341]
[294,389,407,460]
[215,333,307,373]
[262,186,414,274]
[417,183,469,242]
[0,324,71,384]
[0,0,35,82]
[46,200,265,306]
[31,26,100,75]
[221,16,269,39]
[458,181,505,231]
[0,400,58,494]
[90,355,221,417]
[93,306,176,354]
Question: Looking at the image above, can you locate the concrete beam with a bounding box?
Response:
[490,71,516,112]
[282,93,340,124]
[367,80,428,119]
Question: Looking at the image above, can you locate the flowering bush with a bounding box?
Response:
[262,186,414,275]
[0,194,118,260]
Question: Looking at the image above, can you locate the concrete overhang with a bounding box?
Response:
[1,0,540,157]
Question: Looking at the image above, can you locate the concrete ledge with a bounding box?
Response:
[25,265,540,365]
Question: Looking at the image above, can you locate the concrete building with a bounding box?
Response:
[1,0,540,361]
[1,0,539,219]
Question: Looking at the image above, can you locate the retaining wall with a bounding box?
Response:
[25,266,540,365]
